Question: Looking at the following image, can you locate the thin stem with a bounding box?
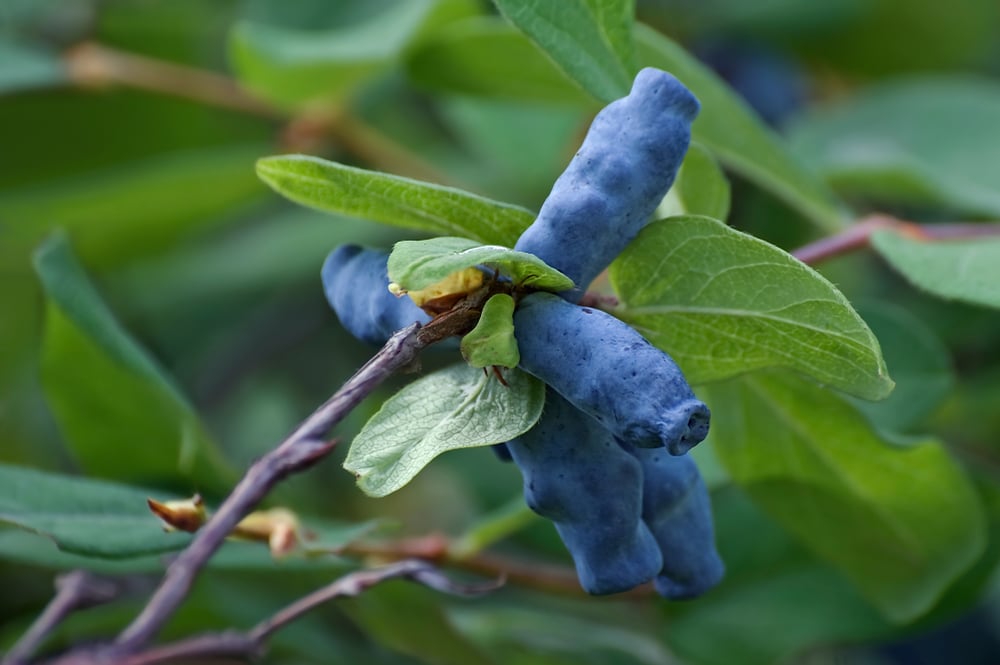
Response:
[791,214,1000,265]
[3,572,121,665]
[108,561,500,665]
[63,42,454,184]
[114,323,429,653]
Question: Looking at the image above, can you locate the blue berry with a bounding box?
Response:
[506,389,663,594]
[514,292,709,455]
[514,67,699,301]
[623,443,724,599]
[322,245,430,346]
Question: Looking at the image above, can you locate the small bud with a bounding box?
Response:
[147,495,206,533]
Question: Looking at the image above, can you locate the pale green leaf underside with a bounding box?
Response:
[707,372,986,622]
[388,236,573,292]
[345,365,544,497]
[492,0,636,103]
[256,155,534,246]
[610,216,892,400]
[871,230,1000,309]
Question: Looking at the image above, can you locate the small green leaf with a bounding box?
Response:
[492,0,637,103]
[0,463,188,558]
[229,1,436,107]
[706,372,987,622]
[871,230,1000,309]
[405,18,596,105]
[387,237,573,293]
[610,216,893,400]
[850,302,955,432]
[256,155,534,246]
[34,234,232,486]
[658,142,731,221]
[790,77,1000,217]
[461,294,520,369]
[344,364,545,497]
[636,24,845,233]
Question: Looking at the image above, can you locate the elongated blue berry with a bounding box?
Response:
[507,389,662,594]
[322,245,430,346]
[514,292,709,454]
[622,443,724,599]
[514,67,699,301]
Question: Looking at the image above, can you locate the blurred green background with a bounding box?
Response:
[2,1,1000,663]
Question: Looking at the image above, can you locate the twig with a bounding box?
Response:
[3,572,123,665]
[791,214,1000,265]
[65,42,279,119]
[43,561,501,665]
[63,42,455,185]
[112,322,437,654]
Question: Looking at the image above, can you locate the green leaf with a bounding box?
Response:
[790,78,1000,217]
[405,17,596,105]
[610,216,893,400]
[343,582,500,665]
[256,155,534,246]
[0,38,66,94]
[658,142,731,221]
[635,24,845,233]
[492,0,637,103]
[344,364,545,497]
[34,234,232,486]
[229,1,436,107]
[850,302,955,432]
[387,237,573,292]
[664,488,892,665]
[871,229,1000,309]
[461,294,520,369]
[706,372,987,622]
[0,143,269,266]
[0,473,378,569]
[0,463,189,558]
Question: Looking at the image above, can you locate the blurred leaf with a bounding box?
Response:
[406,18,595,105]
[453,604,670,665]
[789,0,999,77]
[388,237,573,292]
[659,142,731,221]
[707,372,987,622]
[790,78,1000,217]
[1,144,269,266]
[492,0,636,103]
[436,96,587,202]
[664,489,892,665]
[344,581,500,665]
[636,24,846,232]
[0,38,66,94]
[461,294,519,369]
[344,365,544,497]
[871,230,1000,309]
[229,0,435,107]
[34,234,231,485]
[256,155,534,245]
[850,302,955,432]
[611,216,893,400]
[0,463,189,558]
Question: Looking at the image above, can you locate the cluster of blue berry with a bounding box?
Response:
[322,68,723,598]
